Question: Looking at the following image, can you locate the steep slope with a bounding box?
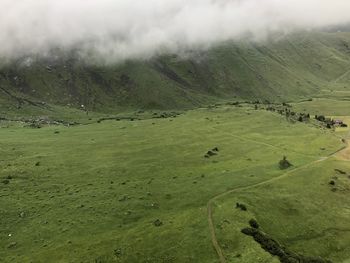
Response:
[0,31,350,115]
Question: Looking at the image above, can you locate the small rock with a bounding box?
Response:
[118,195,128,202]
[2,179,10,185]
[150,203,159,208]
[7,242,17,249]
[212,147,219,152]
[114,248,122,257]
[153,219,163,227]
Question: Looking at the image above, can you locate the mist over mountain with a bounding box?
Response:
[323,23,350,32]
[0,31,349,113]
[1,1,350,113]
[2,0,350,64]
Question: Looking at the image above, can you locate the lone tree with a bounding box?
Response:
[279,156,292,170]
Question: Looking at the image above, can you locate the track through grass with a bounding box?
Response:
[207,137,348,263]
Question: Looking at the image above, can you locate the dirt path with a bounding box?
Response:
[207,139,348,263]
[211,127,321,158]
[335,129,350,160]
[333,68,350,84]
[335,144,350,160]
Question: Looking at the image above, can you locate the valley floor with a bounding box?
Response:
[1,100,350,262]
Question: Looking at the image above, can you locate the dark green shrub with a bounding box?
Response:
[279,156,292,170]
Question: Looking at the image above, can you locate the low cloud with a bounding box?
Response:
[1,0,350,63]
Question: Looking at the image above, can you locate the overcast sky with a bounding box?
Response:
[1,0,350,63]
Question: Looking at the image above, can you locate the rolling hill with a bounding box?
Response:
[0,31,350,117]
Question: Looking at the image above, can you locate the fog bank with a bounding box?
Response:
[1,0,350,63]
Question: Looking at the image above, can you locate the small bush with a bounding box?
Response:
[241,227,258,236]
[207,150,217,156]
[236,203,247,211]
[249,219,259,229]
[279,156,292,170]
[153,219,163,227]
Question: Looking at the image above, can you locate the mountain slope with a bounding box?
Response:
[0,31,350,115]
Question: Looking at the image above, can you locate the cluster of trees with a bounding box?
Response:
[262,104,311,123]
[241,222,333,263]
[255,102,350,130]
[315,115,332,128]
[231,101,348,130]
[315,115,348,129]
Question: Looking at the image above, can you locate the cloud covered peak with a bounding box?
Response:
[1,0,350,63]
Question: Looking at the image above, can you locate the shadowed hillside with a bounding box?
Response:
[0,32,350,116]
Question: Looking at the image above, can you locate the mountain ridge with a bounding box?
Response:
[0,31,350,116]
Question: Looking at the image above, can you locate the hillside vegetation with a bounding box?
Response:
[0,31,350,117]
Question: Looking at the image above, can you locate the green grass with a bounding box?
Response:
[213,158,350,262]
[0,104,346,262]
[207,100,350,263]
[292,98,350,116]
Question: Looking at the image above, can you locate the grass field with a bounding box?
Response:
[209,101,350,263]
[212,155,350,262]
[1,100,349,263]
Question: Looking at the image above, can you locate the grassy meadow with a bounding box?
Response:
[1,100,349,262]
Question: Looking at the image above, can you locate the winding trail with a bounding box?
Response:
[210,126,322,158]
[207,138,349,263]
[333,68,350,84]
